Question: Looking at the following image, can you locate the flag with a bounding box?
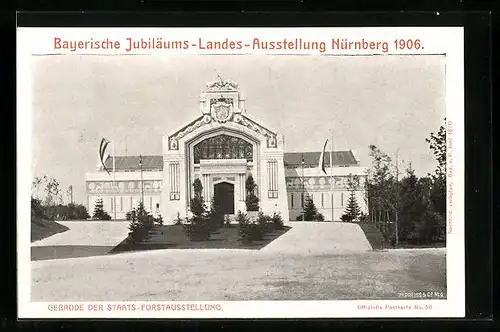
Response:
[99,138,111,174]
[319,139,328,175]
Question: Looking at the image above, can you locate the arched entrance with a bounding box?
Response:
[213,182,235,214]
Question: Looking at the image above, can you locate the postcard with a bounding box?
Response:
[17,26,464,318]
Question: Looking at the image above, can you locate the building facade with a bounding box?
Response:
[85,79,368,223]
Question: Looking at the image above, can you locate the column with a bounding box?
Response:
[203,174,210,200]
[239,173,246,201]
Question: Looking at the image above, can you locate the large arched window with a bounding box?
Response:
[193,134,253,164]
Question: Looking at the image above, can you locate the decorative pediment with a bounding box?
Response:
[168,113,277,150]
[167,77,277,150]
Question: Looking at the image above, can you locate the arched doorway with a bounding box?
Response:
[213,182,235,214]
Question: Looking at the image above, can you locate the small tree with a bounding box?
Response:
[92,198,111,220]
[344,191,361,221]
[190,178,205,217]
[128,201,156,243]
[303,196,318,221]
[245,175,260,211]
[185,178,211,241]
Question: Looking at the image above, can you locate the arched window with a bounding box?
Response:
[193,134,253,164]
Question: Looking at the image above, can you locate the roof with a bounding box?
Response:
[283,151,358,167]
[103,155,163,171]
[100,150,358,172]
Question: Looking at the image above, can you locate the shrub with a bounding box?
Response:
[296,214,304,221]
[184,216,212,241]
[316,213,325,222]
[256,212,273,234]
[128,202,155,243]
[271,212,284,230]
[184,179,213,241]
[303,197,318,221]
[31,197,50,220]
[224,215,232,228]
[173,212,183,225]
[245,175,260,211]
[344,191,361,221]
[238,211,267,243]
[92,198,112,220]
[208,196,224,230]
[341,214,354,223]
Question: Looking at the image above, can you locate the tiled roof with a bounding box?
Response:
[100,150,358,172]
[283,151,358,167]
[103,155,163,171]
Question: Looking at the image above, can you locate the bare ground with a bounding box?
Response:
[31,248,446,301]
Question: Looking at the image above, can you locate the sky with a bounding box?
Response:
[30,54,446,205]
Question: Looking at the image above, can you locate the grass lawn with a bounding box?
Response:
[31,217,69,243]
[31,248,446,301]
[31,245,115,261]
[111,224,291,253]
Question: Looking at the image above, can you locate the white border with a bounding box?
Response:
[17,27,464,318]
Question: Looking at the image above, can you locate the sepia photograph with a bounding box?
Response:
[28,53,448,303]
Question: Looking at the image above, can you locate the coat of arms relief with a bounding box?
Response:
[210,97,233,123]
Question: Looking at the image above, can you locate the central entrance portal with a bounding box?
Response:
[213,182,235,214]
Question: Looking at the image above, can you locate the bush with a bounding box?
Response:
[303,197,318,221]
[271,212,284,230]
[184,216,212,241]
[92,198,111,220]
[237,211,263,243]
[341,214,354,222]
[31,197,50,220]
[173,212,183,225]
[224,215,233,228]
[256,212,273,234]
[128,203,155,243]
[296,211,323,221]
[245,175,260,211]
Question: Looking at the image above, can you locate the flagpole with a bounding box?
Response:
[113,141,116,222]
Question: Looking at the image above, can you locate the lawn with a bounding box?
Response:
[31,248,446,301]
[31,217,69,243]
[111,224,291,253]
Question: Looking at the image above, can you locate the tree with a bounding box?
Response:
[92,198,111,220]
[302,196,318,221]
[44,177,60,206]
[245,175,259,211]
[190,178,205,217]
[344,191,361,221]
[424,120,447,242]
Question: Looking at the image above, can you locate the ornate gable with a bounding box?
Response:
[168,77,278,150]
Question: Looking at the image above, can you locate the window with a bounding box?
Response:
[193,134,253,163]
[267,159,278,198]
[341,192,344,207]
[120,197,123,212]
[321,193,324,207]
[291,193,294,208]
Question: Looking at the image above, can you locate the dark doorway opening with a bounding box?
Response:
[213,182,235,214]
